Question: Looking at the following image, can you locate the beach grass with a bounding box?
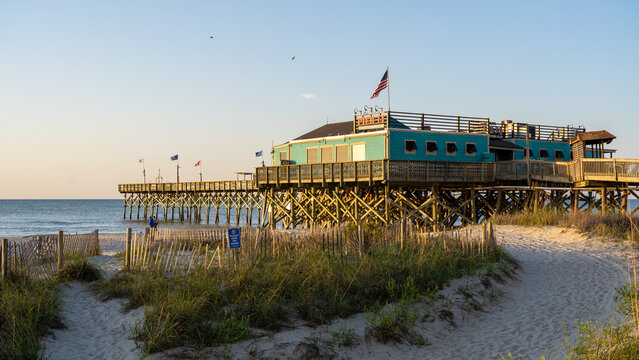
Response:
[55,257,102,283]
[96,229,512,353]
[0,274,62,360]
[493,210,639,241]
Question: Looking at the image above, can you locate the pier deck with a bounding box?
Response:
[118,158,639,230]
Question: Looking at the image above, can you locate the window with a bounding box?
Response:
[306,147,319,164]
[335,144,349,162]
[555,150,564,161]
[465,143,477,155]
[426,141,438,155]
[524,149,533,159]
[539,149,549,159]
[446,142,457,155]
[279,151,288,165]
[570,151,574,161]
[352,143,366,161]
[321,146,333,163]
[405,140,417,154]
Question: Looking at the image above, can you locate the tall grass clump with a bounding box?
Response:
[0,274,62,360]
[96,225,512,353]
[494,209,639,241]
[55,257,102,282]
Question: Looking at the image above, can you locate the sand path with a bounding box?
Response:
[41,233,145,360]
[417,225,629,359]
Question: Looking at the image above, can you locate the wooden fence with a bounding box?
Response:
[125,223,497,274]
[1,230,100,279]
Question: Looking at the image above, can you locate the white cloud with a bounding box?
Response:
[300,93,317,100]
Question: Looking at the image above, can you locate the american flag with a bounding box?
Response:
[370,69,388,99]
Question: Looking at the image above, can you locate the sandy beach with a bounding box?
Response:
[40,226,631,360]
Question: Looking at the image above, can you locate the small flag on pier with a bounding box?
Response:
[370,69,388,99]
[194,160,201,167]
[171,154,178,161]
[255,151,263,157]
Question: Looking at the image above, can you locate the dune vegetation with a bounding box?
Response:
[95,227,515,353]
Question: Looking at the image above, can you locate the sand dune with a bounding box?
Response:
[41,227,630,360]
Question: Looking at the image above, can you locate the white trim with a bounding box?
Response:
[279,129,388,147]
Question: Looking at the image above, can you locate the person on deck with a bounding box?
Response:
[149,215,155,228]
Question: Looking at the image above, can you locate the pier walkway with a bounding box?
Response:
[118,158,639,230]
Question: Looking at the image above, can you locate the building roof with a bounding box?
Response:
[489,138,525,150]
[569,130,616,145]
[294,121,354,140]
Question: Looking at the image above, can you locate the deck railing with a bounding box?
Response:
[256,160,495,186]
[118,159,639,194]
[353,111,584,141]
[118,180,256,193]
[495,158,639,184]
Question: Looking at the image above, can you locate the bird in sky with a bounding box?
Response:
[291,56,295,60]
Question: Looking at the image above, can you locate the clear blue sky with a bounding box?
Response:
[1,1,638,198]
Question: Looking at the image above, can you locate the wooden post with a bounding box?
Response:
[1,238,7,278]
[622,189,628,214]
[125,228,132,269]
[601,187,607,214]
[57,230,64,270]
[94,229,99,255]
[400,219,405,250]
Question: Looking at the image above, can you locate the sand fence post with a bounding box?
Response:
[57,230,64,270]
[1,238,7,278]
[125,228,132,269]
[94,229,100,255]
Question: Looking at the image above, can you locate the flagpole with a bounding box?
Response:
[386,66,390,111]
[141,159,146,184]
[177,158,180,184]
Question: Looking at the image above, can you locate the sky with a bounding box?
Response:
[1,1,638,199]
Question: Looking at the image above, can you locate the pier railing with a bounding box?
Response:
[255,160,496,186]
[495,159,639,184]
[118,180,256,193]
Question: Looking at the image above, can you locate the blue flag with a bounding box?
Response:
[171,154,178,161]
[255,151,263,157]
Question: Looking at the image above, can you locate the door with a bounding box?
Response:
[352,143,366,161]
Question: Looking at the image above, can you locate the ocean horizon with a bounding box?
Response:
[0,199,262,237]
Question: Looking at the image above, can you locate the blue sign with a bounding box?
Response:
[228,228,241,249]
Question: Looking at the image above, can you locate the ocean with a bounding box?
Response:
[1,198,638,238]
[0,199,260,237]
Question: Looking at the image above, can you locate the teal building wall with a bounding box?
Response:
[388,130,492,162]
[273,132,386,165]
[510,140,572,161]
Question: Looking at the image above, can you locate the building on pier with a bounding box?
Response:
[119,108,639,229]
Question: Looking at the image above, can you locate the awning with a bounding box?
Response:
[489,138,525,151]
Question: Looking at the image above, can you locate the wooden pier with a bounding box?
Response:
[119,158,639,230]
